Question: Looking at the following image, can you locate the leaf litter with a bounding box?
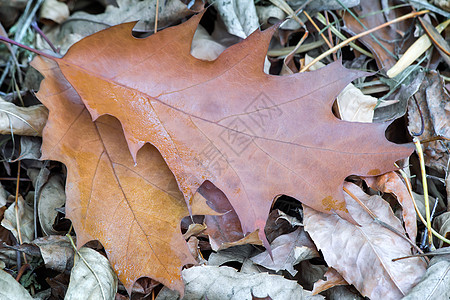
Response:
[0,0,449,299]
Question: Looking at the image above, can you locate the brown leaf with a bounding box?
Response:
[251,227,318,276]
[50,12,412,249]
[304,182,426,299]
[32,57,214,295]
[363,171,417,241]
[407,70,450,173]
[312,267,348,295]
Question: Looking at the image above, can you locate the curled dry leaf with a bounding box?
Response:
[33,235,74,273]
[28,169,66,235]
[0,269,33,300]
[32,57,215,295]
[155,265,324,300]
[1,195,34,243]
[39,0,69,24]
[50,12,413,250]
[0,97,48,136]
[336,84,377,123]
[312,267,348,295]
[402,256,450,299]
[65,247,118,300]
[251,227,319,276]
[304,182,426,299]
[363,171,417,241]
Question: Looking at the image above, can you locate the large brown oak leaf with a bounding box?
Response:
[49,13,412,245]
[32,57,214,294]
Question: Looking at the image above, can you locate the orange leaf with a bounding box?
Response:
[32,57,214,295]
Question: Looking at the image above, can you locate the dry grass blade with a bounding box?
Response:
[301,10,429,72]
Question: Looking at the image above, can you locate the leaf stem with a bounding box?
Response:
[0,35,56,60]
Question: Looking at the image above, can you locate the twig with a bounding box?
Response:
[14,161,27,264]
[413,138,434,249]
[302,11,333,49]
[300,10,429,72]
[154,0,159,33]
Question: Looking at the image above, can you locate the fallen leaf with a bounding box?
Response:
[251,227,318,276]
[155,265,324,300]
[0,269,33,300]
[0,96,48,136]
[32,57,215,295]
[407,71,450,173]
[18,137,42,160]
[363,171,417,241]
[1,195,34,243]
[207,244,256,266]
[312,267,348,295]
[65,247,118,300]
[336,83,377,123]
[191,25,227,61]
[33,235,74,273]
[433,212,450,247]
[304,182,426,299]
[39,0,69,24]
[49,12,413,250]
[213,0,259,38]
[402,256,450,299]
[28,169,66,235]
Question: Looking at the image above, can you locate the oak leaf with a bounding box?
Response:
[48,12,413,247]
[32,57,214,294]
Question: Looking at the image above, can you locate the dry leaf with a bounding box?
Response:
[50,12,413,249]
[32,57,215,294]
[312,267,348,295]
[407,70,450,173]
[363,171,417,241]
[304,182,426,299]
[0,97,48,136]
[28,169,65,236]
[39,0,69,24]
[1,195,34,243]
[403,256,450,299]
[33,235,74,273]
[0,269,33,300]
[337,84,377,122]
[155,265,324,300]
[213,0,259,38]
[251,227,318,276]
[433,212,450,247]
[65,247,118,300]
